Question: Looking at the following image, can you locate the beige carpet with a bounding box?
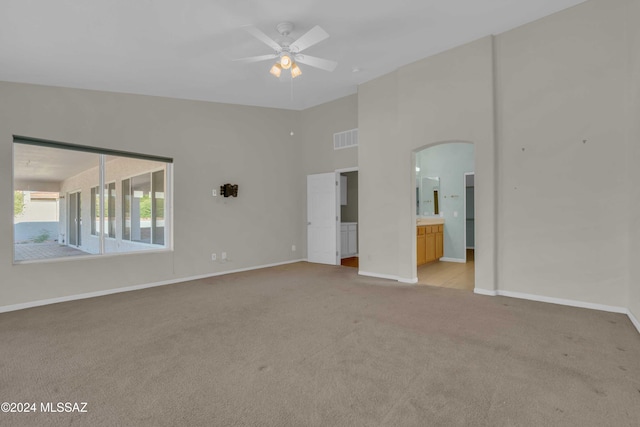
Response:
[1,262,639,426]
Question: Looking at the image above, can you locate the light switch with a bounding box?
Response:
[212,189,217,197]
[453,211,458,218]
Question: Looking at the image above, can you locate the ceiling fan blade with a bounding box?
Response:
[242,25,281,52]
[233,53,278,64]
[290,25,329,53]
[295,55,337,72]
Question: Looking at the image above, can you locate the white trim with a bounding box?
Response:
[0,259,305,314]
[13,247,172,265]
[335,167,358,264]
[4,262,637,336]
[337,171,341,265]
[358,270,399,281]
[479,289,638,335]
[411,150,418,284]
[99,157,106,254]
[628,309,640,334]
[335,166,358,173]
[463,172,474,263]
[439,257,466,263]
[494,290,639,335]
[358,271,417,285]
[474,288,498,296]
[496,290,627,314]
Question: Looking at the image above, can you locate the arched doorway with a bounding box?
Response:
[413,141,475,290]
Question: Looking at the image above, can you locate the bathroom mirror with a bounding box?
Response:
[417,176,440,216]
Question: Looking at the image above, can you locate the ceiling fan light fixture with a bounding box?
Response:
[280,54,292,69]
[270,63,283,77]
[291,62,302,79]
[239,22,336,81]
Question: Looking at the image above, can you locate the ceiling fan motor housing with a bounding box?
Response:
[276,22,294,37]
[276,22,295,51]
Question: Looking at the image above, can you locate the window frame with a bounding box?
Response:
[106,181,116,239]
[92,182,116,239]
[12,135,173,263]
[121,167,166,247]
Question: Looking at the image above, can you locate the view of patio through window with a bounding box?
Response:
[122,170,165,246]
[91,182,116,238]
[13,137,172,262]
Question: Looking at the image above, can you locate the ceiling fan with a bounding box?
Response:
[235,22,337,79]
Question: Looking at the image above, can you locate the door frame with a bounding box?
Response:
[412,141,477,285]
[67,190,82,248]
[336,167,358,264]
[463,172,475,262]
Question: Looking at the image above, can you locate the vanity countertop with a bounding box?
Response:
[417,217,445,226]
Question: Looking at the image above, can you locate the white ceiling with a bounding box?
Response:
[13,143,99,185]
[0,0,587,111]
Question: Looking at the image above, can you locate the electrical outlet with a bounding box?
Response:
[221,252,227,261]
[291,245,296,252]
[211,253,217,261]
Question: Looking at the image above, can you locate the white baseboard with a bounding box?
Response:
[358,270,400,281]
[475,289,638,335]
[628,309,640,334]
[5,261,638,336]
[0,259,306,314]
[495,290,627,314]
[358,270,416,285]
[474,288,498,296]
[439,257,466,263]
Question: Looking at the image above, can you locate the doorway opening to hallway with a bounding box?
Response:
[338,169,358,269]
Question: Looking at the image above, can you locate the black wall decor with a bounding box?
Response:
[220,183,238,197]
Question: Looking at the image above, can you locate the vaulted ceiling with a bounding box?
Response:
[0,0,587,110]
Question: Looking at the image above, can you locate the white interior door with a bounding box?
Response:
[307,173,337,265]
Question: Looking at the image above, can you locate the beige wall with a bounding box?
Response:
[299,94,358,174]
[1,85,358,308]
[298,95,359,258]
[15,196,58,223]
[2,0,638,321]
[1,82,303,307]
[495,0,630,307]
[358,36,496,285]
[358,0,636,311]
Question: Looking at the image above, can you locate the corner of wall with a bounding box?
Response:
[628,308,640,335]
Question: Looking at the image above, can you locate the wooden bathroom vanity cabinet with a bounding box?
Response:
[417,219,444,266]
